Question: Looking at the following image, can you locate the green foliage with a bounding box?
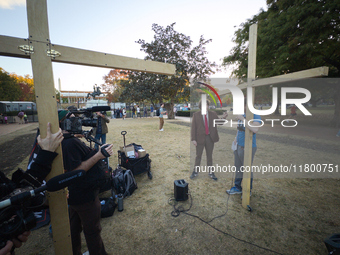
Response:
[176,110,193,117]
[118,23,217,119]
[176,109,224,117]
[55,89,60,102]
[223,0,340,126]
[224,1,340,78]
[0,68,22,101]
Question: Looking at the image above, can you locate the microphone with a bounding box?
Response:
[0,170,86,209]
[91,106,110,112]
[37,169,86,192]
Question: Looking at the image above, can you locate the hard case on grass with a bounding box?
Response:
[118,150,152,179]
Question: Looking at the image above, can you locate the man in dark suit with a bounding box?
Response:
[190,100,227,181]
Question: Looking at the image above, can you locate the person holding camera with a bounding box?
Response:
[0,122,64,255]
[58,110,113,255]
[93,111,110,152]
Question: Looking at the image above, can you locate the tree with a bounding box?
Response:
[55,89,61,103]
[10,72,35,102]
[118,23,217,119]
[223,0,340,126]
[101,69,129,103]
[0,68,22,101]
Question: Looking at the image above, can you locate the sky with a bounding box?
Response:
[0,0,267,92]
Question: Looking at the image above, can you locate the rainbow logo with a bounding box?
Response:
[197,82,222,108]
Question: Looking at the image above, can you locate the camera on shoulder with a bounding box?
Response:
[61,106,110,134]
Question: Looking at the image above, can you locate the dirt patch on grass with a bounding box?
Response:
[0,125,38,175]
[2,118,339,255]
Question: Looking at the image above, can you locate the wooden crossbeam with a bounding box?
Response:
[0,35,175,75]
[218,66,329,96]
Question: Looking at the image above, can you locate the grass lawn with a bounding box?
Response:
[10,111,340,255]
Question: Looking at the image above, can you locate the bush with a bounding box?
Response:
[214,109,225,115]
[176,110,192,117]
[176,109,224,117]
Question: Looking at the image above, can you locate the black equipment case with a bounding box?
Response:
[118,131,152,179]
[118,150,152,179]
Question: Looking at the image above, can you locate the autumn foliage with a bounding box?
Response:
[0,68,35,102]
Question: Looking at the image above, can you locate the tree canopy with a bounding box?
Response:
[116,23,217,118]
[0,68,35,102]
[223,0,340,126]
[101,69,129,103]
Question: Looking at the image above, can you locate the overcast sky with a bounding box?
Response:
[0,0,267,91]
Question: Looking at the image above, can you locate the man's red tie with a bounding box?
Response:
[205,115,209,135]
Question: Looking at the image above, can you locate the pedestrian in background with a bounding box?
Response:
[24,112,28,123]
[159,103,166,131]
[150,105,154,118]
[18,111,24,124]
[143,106,147,117]
[137,105,141,118]
[132,106,136,118]
[122,108,126,120]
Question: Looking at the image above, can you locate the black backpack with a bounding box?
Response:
[156,108,160,116]
[112,167,137,198]
[100,197,116,218]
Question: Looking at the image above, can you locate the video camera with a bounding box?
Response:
[0,170,85,250]
[62,106,110,134]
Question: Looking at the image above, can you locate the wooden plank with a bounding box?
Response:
[0,35,176,75]
[242,24,257,209]
[51,44,176,75]
[218,66,329,96]
[26,0,72,254]
[27,0,50,42]
[0,35,30,58]
[239,66,329,90]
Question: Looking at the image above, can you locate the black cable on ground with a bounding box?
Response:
[169,172,283,255]
[169,194,282,255]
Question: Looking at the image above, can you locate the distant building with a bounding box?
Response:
[0,101,36,113]
[60,90,107,104]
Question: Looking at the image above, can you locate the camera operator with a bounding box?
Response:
[93,111,110,152]
[58,110,113,255]
[0,122,64,255]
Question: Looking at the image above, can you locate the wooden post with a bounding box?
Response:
[26,1,72,254]
[242,24,257,209]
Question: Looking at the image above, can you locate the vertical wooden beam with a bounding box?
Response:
[242,24,257,209]
[26,0,72,254]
